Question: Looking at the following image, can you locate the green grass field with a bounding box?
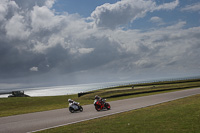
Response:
[38,94,200,133]
[0,79,200,117]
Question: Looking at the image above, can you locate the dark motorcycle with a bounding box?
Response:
[94,99,111,111]
[69,103,83,113]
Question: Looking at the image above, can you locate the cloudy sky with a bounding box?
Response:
[0,0,200,90]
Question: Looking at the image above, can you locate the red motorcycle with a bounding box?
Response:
[94,99,111,111]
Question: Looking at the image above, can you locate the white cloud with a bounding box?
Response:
[45,0,55,8]
[135,58,155,68]
[5,14,30,39]
[30,67,38,72]
[155,0,179,10]
[181,2,200,12]
[69,47,94,55]
[31,40,48,53]
[150,16,164,25]
[0,0,19,21]
[31,5,61,32]
[109,21,200,73]
[78,48,94,54]
[165,21,186,30]
[91,0,156,29]
[0,1,8,21]
[91,0,179,29]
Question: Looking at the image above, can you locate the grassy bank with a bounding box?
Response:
[0,79,200,117]
[39,94,200,133]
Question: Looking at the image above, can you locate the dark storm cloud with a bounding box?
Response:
[0,40,45,78]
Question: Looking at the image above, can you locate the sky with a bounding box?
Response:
[0,0,200,90]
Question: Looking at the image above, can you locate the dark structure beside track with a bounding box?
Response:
[8,91,30,97]
[78,92,93,97]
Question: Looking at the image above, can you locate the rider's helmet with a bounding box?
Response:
[95,95,100,100]
[68,99,73,103]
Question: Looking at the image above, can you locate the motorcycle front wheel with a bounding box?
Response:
[95,105,101,111]
[79,106,83,112]
[69,107,75,113]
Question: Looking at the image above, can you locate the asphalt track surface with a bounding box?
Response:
[1,88,200,133]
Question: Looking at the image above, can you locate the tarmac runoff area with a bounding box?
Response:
[0,88,200,133]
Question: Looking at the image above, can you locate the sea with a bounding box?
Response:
[0,80,133,98]
[0,76,199,98]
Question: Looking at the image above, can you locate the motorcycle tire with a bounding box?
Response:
[79,106,83,112]
[95,105,101,111]
[105,103,111,110]
[69,107,75,113]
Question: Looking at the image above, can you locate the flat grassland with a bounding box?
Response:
[38,94,200,133]
[0,78,200,117]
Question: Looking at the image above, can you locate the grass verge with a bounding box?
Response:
[38,94,200,133]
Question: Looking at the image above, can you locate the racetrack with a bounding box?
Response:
[1,88,200,133]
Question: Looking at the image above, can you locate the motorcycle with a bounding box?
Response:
[94,99,111,111]
[69,102,83,113]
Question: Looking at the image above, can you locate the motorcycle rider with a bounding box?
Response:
[68,99,79,106]
[94,95,105,104]
[68,99,83,113]
[95,95,101,100]
[94,95,110,111]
